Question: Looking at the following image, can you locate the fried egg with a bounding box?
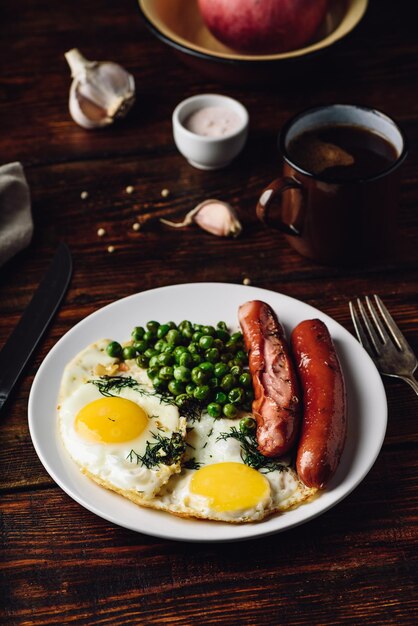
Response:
[149,412,316,523]
[58,339,186,501]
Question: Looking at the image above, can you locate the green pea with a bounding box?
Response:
[215,391,228,405]
[144,348,158,359]
[175,393,189,408]
[199,335,214,350]
[193,323,203,332]
[193,385,210,401]
[221,373,234,391]
[239,416,256,435]
[192,331,203,343]
[228,387,245,405]
[208,376,218,389]
[230,331,243,343]
[216,329,230,342]
[205,347,219,363]
[223,403,238,418]
[191,367,208,385]
[167,321,177,329]
[131,326,145,341]
[181,326,193,340]
[152,377,167,392]
[186,383,196,395]
[201,325,216,336]
[168,380,185,396]
[174,366,191,383]
[133,339,148,354]
[106,341,122,358]
[166,329,181,345]
[217,321,228,331]
[122,345,136,360]
[229,365,242,377]
[174,346,187,360]
[159,366,174,380]
[154,339,166,353]
[225,339,238,353]
[220,352,233,363]
[191,353,201,365]
[147,366,160,380]
[179,320,192,331]
[239,372,252,388]
[234,350,248,365]
[149,355,159,368]
[157,323,170,339]
[146,320,160,335]
[162,344,175,354]
[179,352,193,367]
[214,362,228,378]
[136,354,149,368]
[188,342,200,355]
[213,338,224,351]
[143,331,155,344]
[199,361,214,373]
[207,402,222,418]
[157,352,173,366]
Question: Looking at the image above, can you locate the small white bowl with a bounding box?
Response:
[172,94,249,170]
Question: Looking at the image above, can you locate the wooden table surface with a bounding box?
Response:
[1,1,417,624]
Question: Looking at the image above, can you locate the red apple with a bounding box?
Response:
[197,0,329,54]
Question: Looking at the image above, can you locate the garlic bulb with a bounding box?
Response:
[65,48,135,129]
[160,199,242,237]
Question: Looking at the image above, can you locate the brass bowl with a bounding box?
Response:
[138,0,368,83]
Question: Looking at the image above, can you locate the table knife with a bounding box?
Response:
[0,242,72,413]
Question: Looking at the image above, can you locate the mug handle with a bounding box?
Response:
[256,177,303,236]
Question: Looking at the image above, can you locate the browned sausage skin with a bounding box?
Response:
[291,319,347,489]
[238,300,301,457]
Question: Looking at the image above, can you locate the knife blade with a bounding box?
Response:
[0,242,72,413]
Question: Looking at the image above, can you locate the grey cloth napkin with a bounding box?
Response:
[0,162,33,268]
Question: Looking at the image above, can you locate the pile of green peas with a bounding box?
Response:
[106,320,254,418]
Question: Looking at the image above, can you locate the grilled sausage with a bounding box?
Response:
[238,300,300,457]
[291,319,347,489]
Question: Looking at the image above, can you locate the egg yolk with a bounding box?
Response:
[75,397,148,443]
[190,462,270,512]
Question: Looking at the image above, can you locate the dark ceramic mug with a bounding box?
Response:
[257,104,408,265]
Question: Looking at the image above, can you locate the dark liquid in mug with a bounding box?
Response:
[287,125,399,181]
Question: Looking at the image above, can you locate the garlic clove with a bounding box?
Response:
[160,199,242,237]
[65,49,135,130]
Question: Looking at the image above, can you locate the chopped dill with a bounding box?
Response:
[89,375,175,406]
[177,397,203,423]
[216,427,287,474]
[127,432,185,469]
[183,458,202,470]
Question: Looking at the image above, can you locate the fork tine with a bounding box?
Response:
[373,294,412,352]
[356,298,382,355]
[365,295,392,344]
[349,300,376,356]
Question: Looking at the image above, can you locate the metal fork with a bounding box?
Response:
[349,294,418,395]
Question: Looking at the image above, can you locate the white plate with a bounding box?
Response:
[28,283,387,542]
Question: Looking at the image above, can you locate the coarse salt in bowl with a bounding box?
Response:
[172,93,249,170]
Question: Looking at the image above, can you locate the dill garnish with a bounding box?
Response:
[216,427,287,474]
[89,375,175,405]
[177,397,203,423]
[127,432,185,469]
[183,458,202,470]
